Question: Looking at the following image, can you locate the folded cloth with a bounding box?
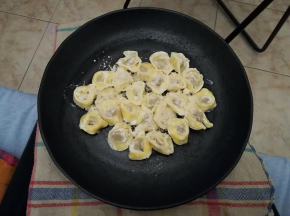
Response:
[0,86,37,158]
[26,125,275,216]
[258,153,290,216]
[0,149,19,203]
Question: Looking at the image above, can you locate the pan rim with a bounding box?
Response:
[38,7,253,211]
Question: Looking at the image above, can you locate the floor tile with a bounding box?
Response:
[51,0,141,24]
[140,0,218,29]
[19,23,57,94]
[0,13,47,89]
[231,0,290,12]
[0,0,60,21]
[245,67,290,157]
[215,1,290,76]
[55,20,87,48]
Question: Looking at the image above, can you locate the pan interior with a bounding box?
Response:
[38,8,252,210]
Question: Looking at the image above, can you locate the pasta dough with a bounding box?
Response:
[194,88,217,112]
[126,81,145,105]
[73,84,96,109]
[167,73,186,91]
[146,131,174,155]
[117,51,141,72]
[153,101,176,130]
[113,67,134,92]
[166,91,189,116]
[92,71,114,91]
[137,62,156,81]
[75,50,217,160]
[108,123,133,151]
[99,100,123,126]
[182,68,204,94]
[150,51,173,74]
[168,118,189,145]
[129,132,152,160]
[79,113,108,135]
[147,71,169,95]
[170,52,189,74]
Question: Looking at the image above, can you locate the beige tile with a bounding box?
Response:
[0,13,47,89]
[56,20,87,47]
[216,1,290,76]
[231,0,290,12]
[0,0,60,21]
[19,23,57,94]
[245,67,290,157]
[51,0,141,24]
[140,0,218,29]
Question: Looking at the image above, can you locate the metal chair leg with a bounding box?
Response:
[216,0,290,52]
[124,0,131,9]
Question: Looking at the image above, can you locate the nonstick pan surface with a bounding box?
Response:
[38,8,253,210]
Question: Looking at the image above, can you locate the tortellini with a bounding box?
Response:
[168,118,189,145]
[150,51,173,75]
[147,71,169,95]
[182,68,204,93]
[126,81,145,105]
[194,88,217,112]
[99,100,123,126]
[129,133,152,160]
[167,73,186,91]
[142,92,164,110]
[120,98,139,124]
[85,105,100,115]
[79,113,108,135]
[146,131,174,155]
[185,102,213,130]
[117,51,141,72]
[73,84,96,109]
[153,101,176,130]
[96,87,117,102]
[170,52,190,74]
[92,71,114,91]
[132,107,158,136]
[113,67,134,92]
[166,91,189,116]
[75,50,217,161]
[108,123,133,151]
[137,62,157,81]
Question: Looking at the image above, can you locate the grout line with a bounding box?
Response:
[214,2,219,31]
[18,0,62,90]
[49,0,62,22]
[0,10,49,22]
[229,0,285,13]
[244,66,290,78]
[18,22,50,90]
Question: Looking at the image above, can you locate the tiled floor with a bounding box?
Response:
[0,0,289,157]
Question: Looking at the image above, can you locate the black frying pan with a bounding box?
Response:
[38,8,253,210]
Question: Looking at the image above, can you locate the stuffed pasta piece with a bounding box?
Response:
[79,113,108,135]
[108,123,133,151]
[129,132,152,160]
[170,52,190,74]
[146,131,174,155]
[149,51,173,75]
[182,68,204,94]
[73,84,96,109]
[168,118,189,145]
[117,51,142,72]
[194,88,217,112]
